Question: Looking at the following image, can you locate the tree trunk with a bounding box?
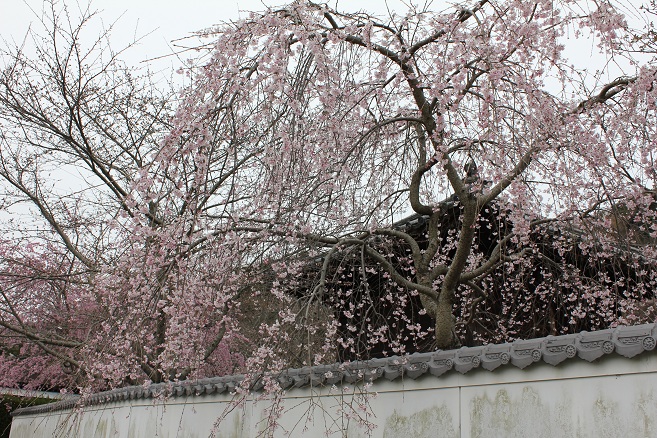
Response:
[433,200,479,349]
[434,298,455,349]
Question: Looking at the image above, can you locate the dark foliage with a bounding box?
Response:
[302,198,655,361]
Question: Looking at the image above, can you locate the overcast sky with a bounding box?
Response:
[0,0,413,73]
[0,0,648,92]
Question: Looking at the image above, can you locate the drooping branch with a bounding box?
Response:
[574,76,636,113]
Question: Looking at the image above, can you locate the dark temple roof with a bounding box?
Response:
[13,323,657,417]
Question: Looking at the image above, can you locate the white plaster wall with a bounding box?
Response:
[10,354,657,438]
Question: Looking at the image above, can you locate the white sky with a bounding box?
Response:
[2,0,648,88]
[0,0,413,74]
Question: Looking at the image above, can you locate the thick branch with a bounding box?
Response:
[573,76,636,113]
[480,146,537,205]
[0,319,83,349]
[363,245,438,300]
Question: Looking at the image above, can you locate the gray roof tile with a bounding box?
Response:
[13,323,657,417]
[576,328,615,361]
[543,334,578,365]
[480,343,511,370]
[454,346,485,373]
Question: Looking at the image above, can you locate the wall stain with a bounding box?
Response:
[383,405,456,438]
[470,386,574,438]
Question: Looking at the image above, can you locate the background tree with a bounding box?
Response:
[0,2,270,389]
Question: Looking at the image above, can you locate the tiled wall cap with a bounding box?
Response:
[454,346,485,374]
[404,361,429,379]
[13,324,657,417]
[576,328,615,362]
[614,323,656,358]
[365,367,385,381]
[510,339,545,369]
[277,374,293,389]
[428,351,455,377]
[481,343,512,371]
[543,334,579,366]
[383,363,404,381]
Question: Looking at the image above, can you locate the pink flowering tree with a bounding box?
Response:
[0,240,85,390]
[179,0,657,356]
[1,0,657,397]
[0,3,252,389]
